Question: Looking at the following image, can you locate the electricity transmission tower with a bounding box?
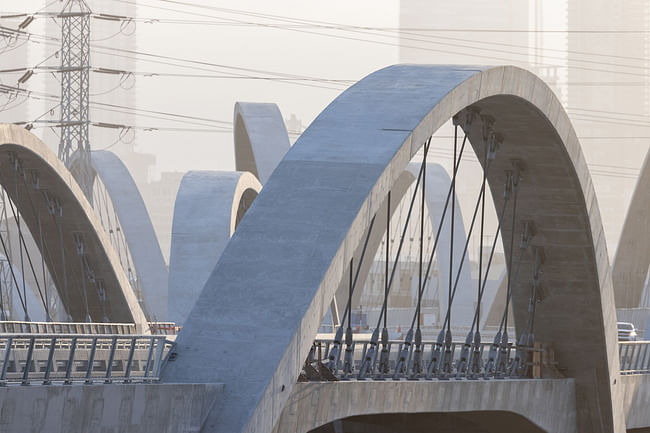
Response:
[58,0,93,200]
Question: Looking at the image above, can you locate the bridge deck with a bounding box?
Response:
[276,379,577,433]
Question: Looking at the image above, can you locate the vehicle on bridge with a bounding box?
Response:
[618,321,638,341]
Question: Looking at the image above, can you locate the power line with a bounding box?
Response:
[0,83,233,129]
[0,26,351,91]
[110,0,650,72]
[110,0,650,76]
[7,8,650,83]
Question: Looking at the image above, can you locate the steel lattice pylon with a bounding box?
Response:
[58,0,93,200]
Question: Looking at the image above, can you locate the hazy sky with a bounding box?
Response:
[2,0,398,175]
[2,0,650,258]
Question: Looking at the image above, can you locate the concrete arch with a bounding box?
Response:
[233,103,491,330]
[0,124,148,330]
[163,65,620,433]
[92,150,169,320]
[234,102,291,184]
[612,149,650,308]
[168,171,261,325]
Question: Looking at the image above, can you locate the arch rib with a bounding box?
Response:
[168,170,261,325]
[92,150,169,320]
[234,102,291,184]
[163,65,621,433]
[0,124,148,330]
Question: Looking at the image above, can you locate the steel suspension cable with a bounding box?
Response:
[336,216,377,330]
[75,235,91,322]
[417,129,473,314]
[384,191,390,332]
[501,169,521,333]
[469,197,509,333]
[13,174,28,320]
[49,204,70,321]
[372,155,426,331]
[15,172,57,319]
[416,140,429,334]
[441,133,499,332]
[391,138,431,378]
[326,215,376,372]
[448,124,457,337]
[375,124,473,333]
[358,137,435,378]
[477,143,487,328]
[7,197,48,317]
[0,227,27,316]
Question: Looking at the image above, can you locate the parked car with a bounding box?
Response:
[618,322,638,341]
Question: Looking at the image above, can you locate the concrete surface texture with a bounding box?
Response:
[276,379,577,433]
[162,65,622,433]
[612,149,650,308]
[0,125,148,330]
[0,382,223,433]
[168,170,261,325]
[92,150,169,321]
[621,373,650,430]
[234,102,291,184]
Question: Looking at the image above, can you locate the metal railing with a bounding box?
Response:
[148,322,181,335]
[0,321,137,335]
[305,337,543,381]
[0,321,181,336]
[620,341,650,374]
[0,334,175,385]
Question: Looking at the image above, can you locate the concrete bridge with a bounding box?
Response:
[163,64,628,433]
[0,64,650,433]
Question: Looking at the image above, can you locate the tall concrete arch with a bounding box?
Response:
[0,124,148,330]
[233,102,495,330]
[234,102,291,184]
[612,149,650,308]
[163,66,621,433]
[168,171,261,325]
[92,151,169,320]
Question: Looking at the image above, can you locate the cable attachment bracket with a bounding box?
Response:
[453,107,480,131]
[73,232,84,256]
[480,114,495,142]
[520,220,536,250]
[487,132,503,161]
[30,170,39,190]
[43,191,63,217]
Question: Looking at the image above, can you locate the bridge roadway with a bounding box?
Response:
[0,331,648,433]
[0,348,648,433]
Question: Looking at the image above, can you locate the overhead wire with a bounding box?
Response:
[110,0,650,77]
